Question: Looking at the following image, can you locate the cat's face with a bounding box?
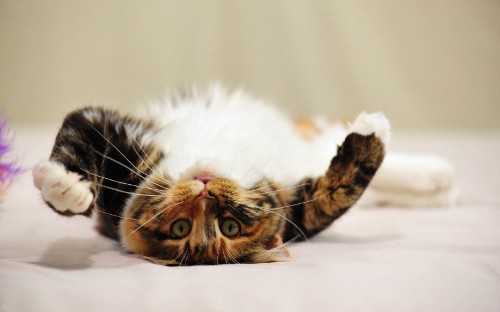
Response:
[120,174,292,265]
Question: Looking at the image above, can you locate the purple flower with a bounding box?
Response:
[0,120,20,185]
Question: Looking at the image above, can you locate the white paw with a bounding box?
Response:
[403,155,455,194]
[370,153,457,195]
[349,112,391,145]
[33,161,93,214]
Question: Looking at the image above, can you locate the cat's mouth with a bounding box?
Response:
[194,190,216,202]
[193,176,218,204]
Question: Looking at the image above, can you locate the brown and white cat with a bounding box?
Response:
[32,86,456,265]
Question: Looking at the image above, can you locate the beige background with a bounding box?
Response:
[1,0,499,130]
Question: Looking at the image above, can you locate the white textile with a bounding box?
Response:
[1,129,499,312]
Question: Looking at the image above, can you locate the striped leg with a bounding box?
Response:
[33,107,163,239]
[285,112,389,240]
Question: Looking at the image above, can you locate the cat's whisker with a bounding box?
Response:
[267,210,309,243]
[149,167,175,186]
[284,190,331,211]
[81,168,164,194]
[251,176,297,192]
[240,190,331,212]
[249,182,311,196]
[99,184,161,197]
[89,146,169,191]
[259,234,301,259]
[268,234,300,254]
[228,201,308,243]
[233,191,332,242]
[159,200,184,222]
[222,249,229,265]
[178,249,189,267]
[226,248,240,264]
[172,250,185,265]
[89,145,143,178]
[164,259,178,266]
[84,118,171,190]
[128,140,174,187]
[282,234,301,247]
[128,201,185,237]
[84,118,151,175]
[248,179,272,192]
[95,209,138,220]
[115,116,173,185]
[131,141,175,186]
[157,250,184,266]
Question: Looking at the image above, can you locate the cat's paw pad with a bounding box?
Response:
[33,161,93,214]
[350,112,391,145]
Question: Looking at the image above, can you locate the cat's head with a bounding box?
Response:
[120,174,293,265]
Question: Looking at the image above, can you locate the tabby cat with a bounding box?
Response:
[32,86,454,265]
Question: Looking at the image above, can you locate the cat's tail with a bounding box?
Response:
[284,112,389,241]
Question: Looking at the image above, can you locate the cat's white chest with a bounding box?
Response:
[148,92,322,187]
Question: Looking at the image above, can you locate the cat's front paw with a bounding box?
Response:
[33,161,93,214]
[350,112,391,145]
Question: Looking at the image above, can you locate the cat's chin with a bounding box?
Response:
[138,235,294,266]
[140,252,293,266]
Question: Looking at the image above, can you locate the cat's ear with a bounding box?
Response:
[253,236,293,263]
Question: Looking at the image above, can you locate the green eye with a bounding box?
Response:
[171,219,191,239]
[220,218,240,238]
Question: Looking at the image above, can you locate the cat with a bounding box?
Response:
[32,86,457,265]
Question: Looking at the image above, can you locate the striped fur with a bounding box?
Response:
[47,107,163,239]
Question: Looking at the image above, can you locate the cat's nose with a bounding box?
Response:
[197,187,215,200]
[195,176,215,184]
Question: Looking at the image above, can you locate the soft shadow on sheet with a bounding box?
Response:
[31,237,138,270]
[312,232,403,244]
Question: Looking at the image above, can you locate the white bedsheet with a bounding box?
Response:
[1,129,500,312]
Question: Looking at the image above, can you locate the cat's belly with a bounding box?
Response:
[149,104,342,188]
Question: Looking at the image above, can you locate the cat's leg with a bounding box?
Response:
[33,107,163,238]
[285,112,389,240]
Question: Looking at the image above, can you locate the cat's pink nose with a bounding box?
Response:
[195,176,215,184]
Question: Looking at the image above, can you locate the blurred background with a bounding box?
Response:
[1,0,499,130]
